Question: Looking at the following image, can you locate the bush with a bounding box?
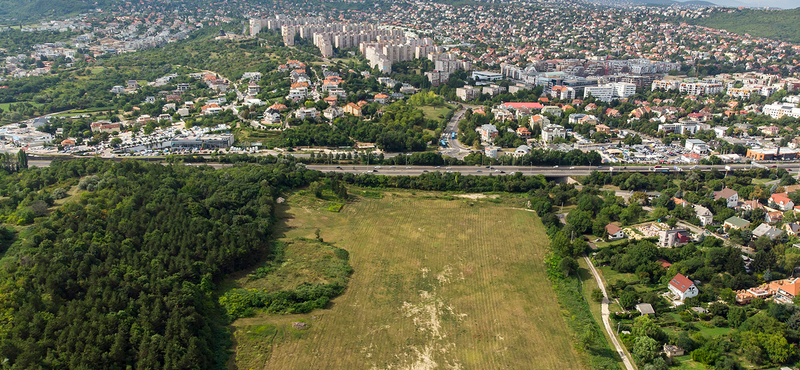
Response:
[328,203,344,212]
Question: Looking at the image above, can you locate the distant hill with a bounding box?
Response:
[687,8,800,44]
[633,0,718,6]
[0,0,102,24]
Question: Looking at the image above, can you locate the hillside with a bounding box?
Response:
[687,8,800,44]
[0,0,101,24]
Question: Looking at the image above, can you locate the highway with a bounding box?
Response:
[27,159,800,176]
[306,163,800,176]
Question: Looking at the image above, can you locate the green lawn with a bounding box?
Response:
[419,104,453,121]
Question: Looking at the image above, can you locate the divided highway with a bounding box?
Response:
[306,163,800,176]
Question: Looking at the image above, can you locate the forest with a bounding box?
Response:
[686,8,800,44]
[0,158,321,369]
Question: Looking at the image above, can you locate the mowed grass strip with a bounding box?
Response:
[231,192,587,369]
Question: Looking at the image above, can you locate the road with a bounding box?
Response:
[584,256,637,370]
[26,159,800,177]
[305,163,800,176]
[440,105,473,159]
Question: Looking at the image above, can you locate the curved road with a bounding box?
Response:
[585,256,636,370]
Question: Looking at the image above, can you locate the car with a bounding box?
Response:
[489,166,494,169]
[594,239,602,242]
[500,171,505,174]
[406,167,412,169]
[789,169,793,172]
[495,170,500,172]
[476,170,482,173]
[335,166,342,169]
[509,172,515,175]
[446,167,452,170]
[597,166,602,168]
[436,166,440,168]
[569,166,575,169]
[485,166,491,169]
[771,165,777,168]
[375,166,381,169]
[372,169,377,172]
[422,170,428,173]
[390,166,395,168]
[553,165,559,168]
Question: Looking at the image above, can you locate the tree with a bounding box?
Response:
[727,306,747,328]
[17,149,27,169]
[632,336,661,365]
[566,210,592,235]
[591,288,604,302]
[559,257,578,277]
[619,291,637,309]
[632,315,664,341]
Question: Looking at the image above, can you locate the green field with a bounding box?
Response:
[419,105,453,121]
[228,190,587,369]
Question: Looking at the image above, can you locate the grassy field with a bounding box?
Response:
[419,105,453,121]
[228,190,587,369]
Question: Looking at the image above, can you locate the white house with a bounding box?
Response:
[605,224,626,240]
[476,124,499,142]
[694,205,713,227]
[541,124,567,143]
[714,188,738,208]
[668,273,698,301]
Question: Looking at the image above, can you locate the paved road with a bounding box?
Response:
[28,160,800,177]
[441,106,473,159]
[306,163,800,176]
[584,256,637,370]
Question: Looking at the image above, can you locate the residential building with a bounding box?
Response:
[668,273,699,301]
[550,85,575,100]
[541,124,567,143]
[659,229,691,248]
[294,108,319,120]
[424,70,449,87]
[516,127,531,139]
[714,188,739,208]
[694,205,713,227]
[456,86,481,101]
[584,82,636,102]
[605,224,626,240]
[513,145,531,157]
[724,216,751,230]
[769,193,794,211]
[343,102,362,116]
[541,106,562,117]
[784,223,800,236]
[484,146,499,159]
[753,223,782,240]
[323,106,344,120]
[374,93,389,104]
[476,124,499,142]
[766,211,784,224]
[763,102,800,119]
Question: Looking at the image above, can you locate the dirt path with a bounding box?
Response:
[583,256,637,370]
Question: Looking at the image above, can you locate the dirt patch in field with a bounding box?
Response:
[452,194,499,200]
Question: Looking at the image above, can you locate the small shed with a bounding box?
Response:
[636,303,655,316]
[663,344,685,358]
